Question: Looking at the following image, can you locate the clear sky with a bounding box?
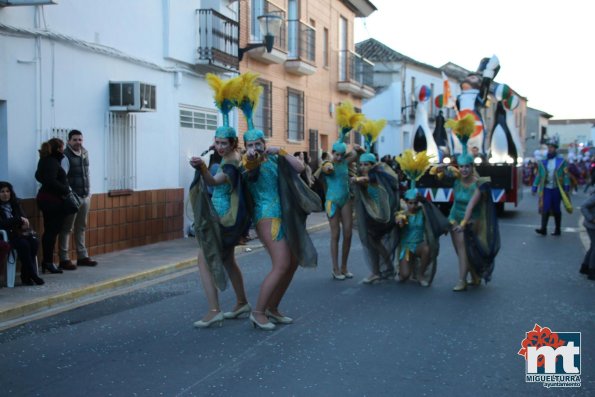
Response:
[354,0,594,120]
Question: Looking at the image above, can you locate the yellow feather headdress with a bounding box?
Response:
[395,149,434,188]
[336,101,364,141]
[360,118,387,151]
[234,72,263,131]
[445,113,475,147]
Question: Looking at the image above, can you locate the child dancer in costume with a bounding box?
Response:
[316,101,364,280]
[238,73,320,330]
[430,115,500,291]
[351,118,400,284]
[189,74,251,328]
[394,150,449,287]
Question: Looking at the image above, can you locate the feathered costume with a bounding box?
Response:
[395,150,450,286]
[352,118,401,278]
[189,73,249,291]
[238,73,321,268]
[316,101,364,218]
[432,115,500,283]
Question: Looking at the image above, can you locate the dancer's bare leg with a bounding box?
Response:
[450,229,469,280]
[252,219,291,324]
[328,212,341,275]
[222,251,249,312]
[340,201,353,274]
[267,254,298,317]
[196,248,220,321]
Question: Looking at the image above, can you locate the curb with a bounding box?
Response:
[0,221,329,327]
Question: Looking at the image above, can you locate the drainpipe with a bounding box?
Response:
[34,6,43,146]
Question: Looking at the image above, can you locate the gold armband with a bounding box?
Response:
[279,148,288,157]
[460,220,467,228]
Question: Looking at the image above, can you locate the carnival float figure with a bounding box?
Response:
[350,118,400,284]
[394,150,450,287]
[189,73,251,328]
[490,84,523,162]
[430,115,500,291]
[316,101,364,280]
[451,55,500,156]
[412,85,439,160]
[532,137,572,236]
[238,73,321,330]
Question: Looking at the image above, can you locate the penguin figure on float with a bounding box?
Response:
[411,84,439,162]
[489,83,523,163]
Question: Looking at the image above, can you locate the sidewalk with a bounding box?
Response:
[0,211,329,330]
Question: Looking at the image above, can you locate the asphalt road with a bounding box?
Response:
[0,192,593,396]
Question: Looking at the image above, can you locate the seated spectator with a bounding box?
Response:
[0,181,44,285]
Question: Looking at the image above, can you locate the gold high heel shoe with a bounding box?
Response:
[223,303,251,319]
[249,311,276,331]
[265,309,293,324]
[452,280,467,292]
[193,310,224,328]
[362,274,381,284]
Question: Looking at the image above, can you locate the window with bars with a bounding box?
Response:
[254,79,272,137]
[287,88,304,141]
[49,128,71,143]
[179,108,218,131]
[107,112,137,191]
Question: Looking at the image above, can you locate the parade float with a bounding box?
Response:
[414,56,524,213]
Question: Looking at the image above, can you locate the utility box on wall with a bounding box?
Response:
[109,81,156,112]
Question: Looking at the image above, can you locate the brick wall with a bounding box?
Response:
[19,188,184,262]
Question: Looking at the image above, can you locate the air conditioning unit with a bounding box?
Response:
[109,81,156,112]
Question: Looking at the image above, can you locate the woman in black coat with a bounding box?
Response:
[35,138,70,274]
[0,181,44,285]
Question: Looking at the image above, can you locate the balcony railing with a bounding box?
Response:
[338,50,373,86]
[196,9,239,71]
[287,19,315,63]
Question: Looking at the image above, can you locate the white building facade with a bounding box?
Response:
[0,0,238,255]
[355,39,460,158]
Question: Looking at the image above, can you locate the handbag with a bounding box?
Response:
[62,191,82,214]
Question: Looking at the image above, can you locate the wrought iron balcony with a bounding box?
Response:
[285,19,316,76]
[337,50,375,98]
[196,9,239,72]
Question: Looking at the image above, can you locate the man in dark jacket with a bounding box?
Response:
[58,130,97,269]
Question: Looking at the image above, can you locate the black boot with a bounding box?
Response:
[535,213,549,235]
[580,263,590,274]
[588,269,595,281]
[551,212,561,235]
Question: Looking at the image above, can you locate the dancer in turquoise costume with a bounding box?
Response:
[188,73,251,328]
[431,115,500,291]
[350,118,400,284]
[238,73,321,330]
[394,150,449,287]
[315,101,363,280]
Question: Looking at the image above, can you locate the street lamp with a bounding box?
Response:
[238,13,283,61]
